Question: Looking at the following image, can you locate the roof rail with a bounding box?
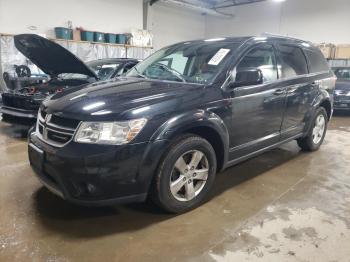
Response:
[260,32,311,43]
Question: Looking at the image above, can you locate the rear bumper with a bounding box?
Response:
[28,132,170,206]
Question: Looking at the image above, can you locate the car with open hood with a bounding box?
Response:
[332,67,350,111]
[28,35,335,213]
[1,34,139,125]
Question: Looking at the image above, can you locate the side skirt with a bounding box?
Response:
[224,133,303,169]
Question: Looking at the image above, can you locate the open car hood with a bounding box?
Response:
[14,34,97,79]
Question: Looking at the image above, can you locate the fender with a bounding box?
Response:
[152,109,227,140]
[151,109,230,164]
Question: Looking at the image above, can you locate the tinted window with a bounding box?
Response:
[305,49,330,73]
[122,63,137,74]
[237,44,277,83]
[278,45,308,78]
[86,60,121,80]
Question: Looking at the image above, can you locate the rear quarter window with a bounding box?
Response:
[305,49,330,74]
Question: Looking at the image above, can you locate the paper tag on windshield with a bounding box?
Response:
[208,49,230,66]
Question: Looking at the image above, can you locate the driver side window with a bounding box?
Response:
[237,44,278,83]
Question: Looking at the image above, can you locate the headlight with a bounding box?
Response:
[74,118,147,145]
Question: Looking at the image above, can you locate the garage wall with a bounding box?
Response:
[0,0,143,37]
[148,3,206,50]
[0,0,206,51]
[205,0,350,44]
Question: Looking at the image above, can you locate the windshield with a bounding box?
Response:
[126,41,240,84]
[59,60,121,80]
[333,68,350,80]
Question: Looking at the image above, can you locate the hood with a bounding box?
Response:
[14,34,97,79]
[43,78,207,121]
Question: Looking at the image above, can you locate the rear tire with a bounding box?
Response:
[297,107,328,152]
[151,135,217,213]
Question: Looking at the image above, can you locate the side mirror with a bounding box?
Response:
[230,69,263,88]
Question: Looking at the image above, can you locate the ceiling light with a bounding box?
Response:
[70,93,87,101]
[83,102,105,111]
[254,37,267,41]
[91,110,112,116]
[205,38,226,42]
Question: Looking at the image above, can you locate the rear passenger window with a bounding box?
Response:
[305,49,330,73]
[278,45,309,78]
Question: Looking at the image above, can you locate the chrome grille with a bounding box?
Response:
[36,109,80,147]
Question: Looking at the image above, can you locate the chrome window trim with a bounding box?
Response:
[222,69,331,91]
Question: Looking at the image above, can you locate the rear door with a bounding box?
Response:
[276,44,318,140]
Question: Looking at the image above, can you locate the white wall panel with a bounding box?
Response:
[205,0,350,44]
[148,3,206,50]
[0,0,143,38]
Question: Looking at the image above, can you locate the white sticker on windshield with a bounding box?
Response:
[102,64,118,69]
[208,49,230,66]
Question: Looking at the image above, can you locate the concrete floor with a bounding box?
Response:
[0,113,350,262]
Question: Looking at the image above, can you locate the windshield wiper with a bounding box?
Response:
[157,63,187,83]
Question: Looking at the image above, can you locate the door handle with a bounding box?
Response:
[273,89,285,96]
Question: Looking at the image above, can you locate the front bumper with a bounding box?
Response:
[1,106,37,118]
[1,92,41,124]
[334,97,350,110]
[1,106,37,125]
[28,132,169,206]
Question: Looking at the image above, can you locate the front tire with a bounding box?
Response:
[297,107,328,152]
[152,135,217,213]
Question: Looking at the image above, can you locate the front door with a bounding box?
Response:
[228,43,286,160]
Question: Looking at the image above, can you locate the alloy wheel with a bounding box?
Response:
[312,114,326,144]
[170,150,209,202]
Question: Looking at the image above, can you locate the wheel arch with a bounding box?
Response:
[319,99,332,120]
[304,94,332,136]
[150,110,230,172]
